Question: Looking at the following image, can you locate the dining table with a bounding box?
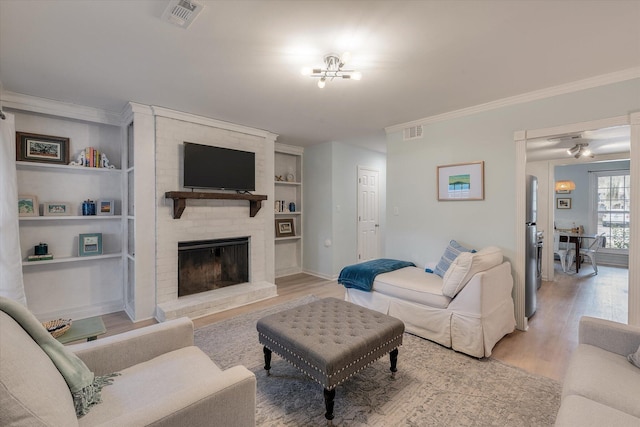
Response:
[558,231,599,273]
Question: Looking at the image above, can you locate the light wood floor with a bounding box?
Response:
[102,264,628,382]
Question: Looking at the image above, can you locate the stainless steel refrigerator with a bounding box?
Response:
[525,175,542,318]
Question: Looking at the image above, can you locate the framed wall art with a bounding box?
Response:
[18,195,39,217]
[97,199,115,216]
[557,198,572,209]
[78,233,103,257]
[437,161,485,201]
[43,202,72,216]
[275,218,295,238]
[16,132,70,165]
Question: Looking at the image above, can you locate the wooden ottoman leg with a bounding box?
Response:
[323,388,336,424]
[390,348,399,378]
[263,346,272,375]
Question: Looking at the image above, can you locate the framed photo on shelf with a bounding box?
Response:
[43,202,72,216]
[557,198,572,209]
[78,233,103,257]
[16,132,70,165]
[275,218,295,238]
[437,161,485,201]
[97,199,115,216]
[18,195,39,217]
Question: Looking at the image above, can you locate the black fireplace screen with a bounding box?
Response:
[178,237,249,297]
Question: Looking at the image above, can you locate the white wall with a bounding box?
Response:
[303,141,386,278]
[385,78,640,270]
[303,143,332,277]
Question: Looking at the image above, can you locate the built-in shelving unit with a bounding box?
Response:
[274,143,303,277]
[10,101,126,321]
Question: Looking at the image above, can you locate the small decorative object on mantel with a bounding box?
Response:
[16,132,70,165]
[82,200,96,216]
[275,218,295,238]
[97,199,115,215]
[275,175,284,181]
[34,242,48,255]
[69,147,116,169]
[18,195,39,217]
[78,233,103,257]
[43,202,72,216]
[28,242,53,261]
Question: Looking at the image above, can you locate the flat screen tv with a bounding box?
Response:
[183,142,255,191]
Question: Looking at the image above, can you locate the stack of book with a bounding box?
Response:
[274,200,289,212]
[84,147,102,167]
[27,254,54,261]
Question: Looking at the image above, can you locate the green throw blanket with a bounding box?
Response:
[0,296,117,417]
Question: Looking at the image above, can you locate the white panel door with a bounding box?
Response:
[357,167,380,262]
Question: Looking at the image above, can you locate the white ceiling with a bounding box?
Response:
[1,0,639,153]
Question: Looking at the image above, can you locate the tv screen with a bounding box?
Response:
[183,142,255,191]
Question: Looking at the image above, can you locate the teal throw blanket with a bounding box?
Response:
[0,296,116,417]
[338,258,415,291]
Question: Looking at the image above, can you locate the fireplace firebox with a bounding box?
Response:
[178,237,249,297]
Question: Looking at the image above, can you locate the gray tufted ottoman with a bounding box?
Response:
[256,297,405,423]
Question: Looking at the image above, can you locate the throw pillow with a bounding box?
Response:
[441,246,504,298]
[434,240,475,278]
[629,345,640,369]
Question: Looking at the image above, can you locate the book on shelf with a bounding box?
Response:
[27,254,54,261]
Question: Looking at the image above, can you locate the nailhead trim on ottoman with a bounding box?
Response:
[257,297,405,390]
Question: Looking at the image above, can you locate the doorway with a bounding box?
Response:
[514,113,640,330]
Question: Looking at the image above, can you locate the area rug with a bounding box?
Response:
[194,295,561,426]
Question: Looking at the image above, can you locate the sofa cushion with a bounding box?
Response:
[0,311,78,427]
[441,246,503,298]
[373,266,451,309]
[78,346,223,426]
[433,240,475,277]
[555,395,640,427]
[563,343,640,418]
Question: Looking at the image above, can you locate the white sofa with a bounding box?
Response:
[555,316,640,426]
[345,248,516,358]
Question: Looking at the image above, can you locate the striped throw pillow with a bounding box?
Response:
[433,240,475,278]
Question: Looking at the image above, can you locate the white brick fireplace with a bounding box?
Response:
[153,109,277,321]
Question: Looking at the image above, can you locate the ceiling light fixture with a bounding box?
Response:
[555,180,576,192]
[566,143,594,159]
[301,53,362,88]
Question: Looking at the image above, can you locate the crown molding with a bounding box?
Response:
[151,106,278,141]
[0,91,123,126]
[386,67,640,134]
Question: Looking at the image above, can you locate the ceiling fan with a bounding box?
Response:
[567,143,594,159]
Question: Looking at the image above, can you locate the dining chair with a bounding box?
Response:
[574,233,606,275]
[553,231,570,272]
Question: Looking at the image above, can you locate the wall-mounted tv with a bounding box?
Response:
[183,142,255,191]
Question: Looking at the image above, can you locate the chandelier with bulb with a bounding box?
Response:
[301,52,362,88]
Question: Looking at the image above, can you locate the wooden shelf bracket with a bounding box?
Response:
[165,191,268,219]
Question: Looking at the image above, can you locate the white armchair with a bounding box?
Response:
[1,313,256,427]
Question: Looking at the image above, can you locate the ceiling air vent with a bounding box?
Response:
[403,125,423,141]
[161,0,204,29]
